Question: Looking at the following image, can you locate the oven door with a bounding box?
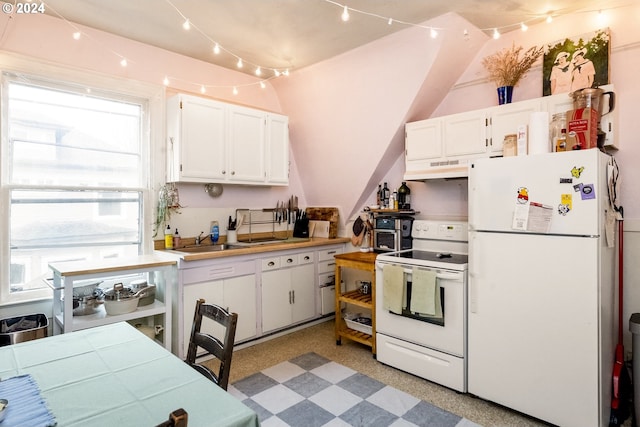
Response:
[375,260,466,357]
[374,230,398,251]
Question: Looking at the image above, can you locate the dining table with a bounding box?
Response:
[0,322,259,427]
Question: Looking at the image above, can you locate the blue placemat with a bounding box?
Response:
[0,374,57,427]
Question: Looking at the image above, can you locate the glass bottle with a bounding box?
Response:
[397,181,411,210]
[382,182,390,209]
[551,113,567,152]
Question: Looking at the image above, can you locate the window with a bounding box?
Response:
[1,70,154,304]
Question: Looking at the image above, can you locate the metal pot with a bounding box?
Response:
[72,279,104,298]
[103,283,146,315]
[129,279,156,306]
[72,294,105,316]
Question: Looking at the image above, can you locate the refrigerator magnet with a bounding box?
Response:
[571,166,585,178]
[559,194,572,215]
[581,184,596,200]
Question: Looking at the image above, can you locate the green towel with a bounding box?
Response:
[383,264,404,314]
[410,268,440,317]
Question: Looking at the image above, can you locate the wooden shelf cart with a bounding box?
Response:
[334,251,378,356]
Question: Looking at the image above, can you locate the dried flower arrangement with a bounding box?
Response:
[482,43,544,87]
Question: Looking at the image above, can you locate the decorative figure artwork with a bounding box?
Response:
[543,29,610,96]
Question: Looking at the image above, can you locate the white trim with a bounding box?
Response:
[0,51,166,305]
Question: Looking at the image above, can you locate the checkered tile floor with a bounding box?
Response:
[229,352,482,427]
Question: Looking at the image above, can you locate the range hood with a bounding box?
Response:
[403,159,470,180]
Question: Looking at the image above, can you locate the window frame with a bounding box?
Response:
[0,53,165,306]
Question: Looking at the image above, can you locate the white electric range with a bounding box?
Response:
[375,219,468,392]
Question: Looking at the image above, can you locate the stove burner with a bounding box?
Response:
[388,250,468,265]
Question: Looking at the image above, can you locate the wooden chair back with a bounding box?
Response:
[185,298,238,390]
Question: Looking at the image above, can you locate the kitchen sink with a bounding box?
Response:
[171,244,235,253]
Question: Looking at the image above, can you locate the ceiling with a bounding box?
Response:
[42,0,608,77]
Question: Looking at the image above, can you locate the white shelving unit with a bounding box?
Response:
[48,255,177,351]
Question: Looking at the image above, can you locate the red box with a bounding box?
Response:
[566,108,598,150]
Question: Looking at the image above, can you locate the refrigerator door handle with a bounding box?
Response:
[469,234,478,314]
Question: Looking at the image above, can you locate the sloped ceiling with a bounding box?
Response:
[40,0,609,76]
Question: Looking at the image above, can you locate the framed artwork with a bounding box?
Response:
[542,28,610,96]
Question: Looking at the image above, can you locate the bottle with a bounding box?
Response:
[551,113,567,152]
[210,221,219,244]
[392,190,398,210]
[397,181,411,210]
[164,225,173,249]
[376,184,381,207]
[173,228,181,248]
[382,182,390,209]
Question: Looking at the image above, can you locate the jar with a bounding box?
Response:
[550,113,567,152]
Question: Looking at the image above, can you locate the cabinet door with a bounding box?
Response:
[182,279,224,357]
[266,113,289,185]
[405,119,443,172]
[261,269,291,333]
[443,110,488,157]
[178,95,227,181]
[489,99,542,154]
[223,275,257,342]
[291,263,315,323]
[227,106,265,183]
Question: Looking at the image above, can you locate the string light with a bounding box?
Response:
[47,0,632,95]
[341,5,350,22]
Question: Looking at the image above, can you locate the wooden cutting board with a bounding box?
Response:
[305,207,338,238]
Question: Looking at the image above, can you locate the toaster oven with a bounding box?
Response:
[373,217,413,252]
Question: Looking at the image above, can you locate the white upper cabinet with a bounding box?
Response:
[488,98,543,154]
[227,105,266,184]
[166,93,289,185]
[404,84,617,180]
[405,118,443,173]
[167,94,226,182]
[266,113,290,184]
[443,110,488,157]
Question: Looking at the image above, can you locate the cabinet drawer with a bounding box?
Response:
[261,257,281,271]
[183,260,255,284]
[280,254,298,267]
[318,259,337,274]
[319,272,335,288]
[298,252,314,265]
[318,247,343,262]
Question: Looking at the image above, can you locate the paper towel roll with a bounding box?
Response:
[528,112,550,154]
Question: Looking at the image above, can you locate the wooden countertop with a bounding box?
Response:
[49,255,177,277]
[160,237,351,262]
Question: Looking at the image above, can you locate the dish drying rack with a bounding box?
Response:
[235,208,289,243]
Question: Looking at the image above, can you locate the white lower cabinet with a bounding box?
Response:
[182,274,256,357]
[261,252,315,333]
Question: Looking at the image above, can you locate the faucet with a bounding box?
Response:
[195,231,205,245]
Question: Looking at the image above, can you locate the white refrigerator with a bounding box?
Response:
[468,150,617,427]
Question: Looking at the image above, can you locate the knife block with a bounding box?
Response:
[293,218,309,238]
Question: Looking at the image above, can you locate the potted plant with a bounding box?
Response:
[482,43,544,104]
